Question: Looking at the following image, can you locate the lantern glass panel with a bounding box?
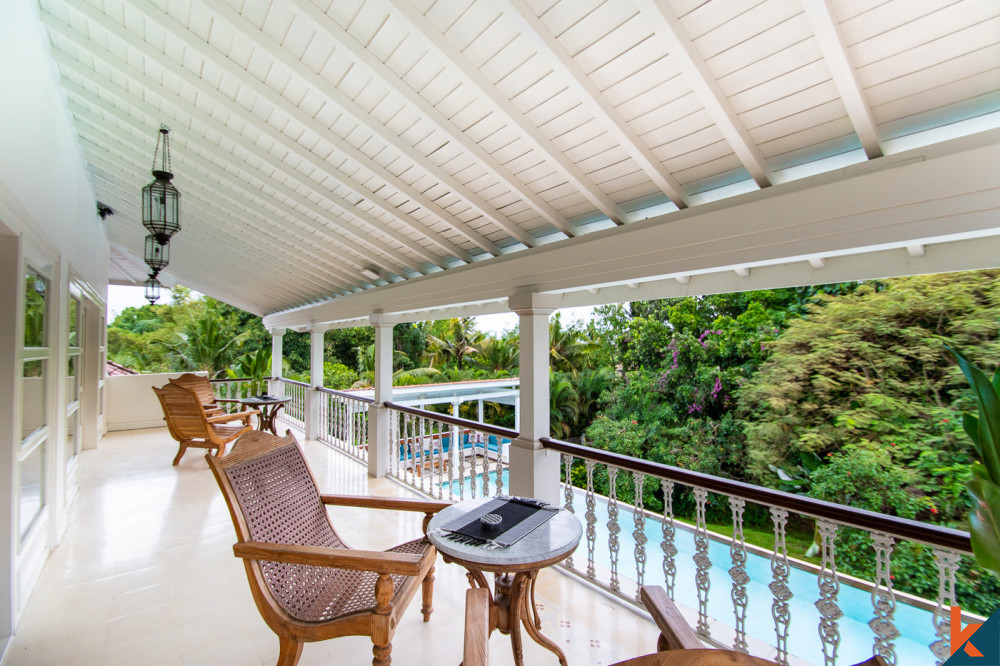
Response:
[144,276,161,304]
[144,235,169,272]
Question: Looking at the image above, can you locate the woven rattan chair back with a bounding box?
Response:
[207,430,441,666]
[152,382,255,465]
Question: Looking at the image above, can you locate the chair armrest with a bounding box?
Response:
[215,398,242,404]
[207,409,258,423]
[320,494,452,513]
[233,541,429,576]
[639,585,703,651]
[464,587,490,666]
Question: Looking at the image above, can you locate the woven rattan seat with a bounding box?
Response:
[152,381,257,465]
[207,430,451,666]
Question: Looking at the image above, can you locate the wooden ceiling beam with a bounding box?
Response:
[388,0,630,226]
[205,0,508,257]
[503,0,692,209]
[44,2,435,276]
[289,0,574,240]
[637,0,774,188]
[801,0,884,159]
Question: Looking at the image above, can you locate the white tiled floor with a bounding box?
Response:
[5,428,659,665]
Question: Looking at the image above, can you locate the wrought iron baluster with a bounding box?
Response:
[660,479,677,599]
[815,519,842,666]
[693,487,711,638]
[607,465,621,593]
[632,472,647,601]
[869,532,899,665]
[930,548,961,665]
[769,507,793,665]
[729,496,749,653]
[585,459,597,580]
[562,454,575,569]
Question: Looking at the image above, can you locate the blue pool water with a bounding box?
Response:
[446,470,940,665]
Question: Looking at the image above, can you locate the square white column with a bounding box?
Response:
[268,327,285,396]
[367,313,396,478]
[508,292,561,504]
[305,325,326,440]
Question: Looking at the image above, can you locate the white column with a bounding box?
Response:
[508,292,561,503]
[268,327,285,396]
[367,313,396,478]
[305,325,326,440]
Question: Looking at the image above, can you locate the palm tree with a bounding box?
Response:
[573,367,613,429]
[426,318,482,370]
[470,335,519,375]
[549,314,599,374]
[352,343,441,388]
[549,371,580,439]
[169,314,248,377]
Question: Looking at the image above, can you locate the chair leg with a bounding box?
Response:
[372,641,391,666]
[172,442,188,465]
[422,564,435,622]
[276,636,302,666]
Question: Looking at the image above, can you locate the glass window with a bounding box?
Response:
[65,411,78,465]
[68,296,79,347]
[19,442,44,539]
[24,268,47,348]
[21,360,46,441]
[67,354,78,406]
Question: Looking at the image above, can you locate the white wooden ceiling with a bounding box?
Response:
[36,0,1000,316]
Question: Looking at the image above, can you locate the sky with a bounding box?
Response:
[108,283,599,334]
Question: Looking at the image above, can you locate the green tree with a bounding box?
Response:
[426,318,481,370]
[169,313,249,377]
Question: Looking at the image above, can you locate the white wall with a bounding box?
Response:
[0,0,108,291]
[105,373,208,431]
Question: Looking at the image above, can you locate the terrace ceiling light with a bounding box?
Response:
[141,126,181,244]
[143,234,169,273]
[144,272,162,305]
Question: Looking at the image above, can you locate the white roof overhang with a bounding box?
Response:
[28,0,1000,323]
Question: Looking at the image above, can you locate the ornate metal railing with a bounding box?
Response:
[384,402,516,501]
[316,387,372,463]
[276,378,308,430]
[541,437,977,666]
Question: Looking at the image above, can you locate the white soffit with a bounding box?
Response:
[33,0,1000,317]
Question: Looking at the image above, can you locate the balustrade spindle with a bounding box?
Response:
[693,487,711,638]
[728,496,749,653]
[632,472,647,601]
[930,548,961,665]
[815,519,842,666]
[660,479,677,599]
[769,507,792,665]
[585,459,597,580]
[494,444,504,496]
[607,466,621,592]
[459,431,467,500]
[480,442,490,498]
[869,532,899,665]
[420,417,429,495]
[562,454,575,569]
[446,427,455,501]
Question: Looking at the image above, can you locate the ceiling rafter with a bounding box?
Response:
[43,2,438,277]
[387,0,630,225]
[68,97,373,291]
[636,0,774,188]
[205,0,511,257]
[503,0,692,209]
[75,120,354,296]
[801,0,884,159]
[41,13,430,279]
[289,0,576,240]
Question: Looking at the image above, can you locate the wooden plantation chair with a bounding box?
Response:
[463,584,889,666]
[206,430,451,666]
[152,382,257,465]
[168,372,244,421]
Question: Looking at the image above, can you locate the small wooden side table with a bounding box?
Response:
[427,497,582,666]
[238,396,291,435]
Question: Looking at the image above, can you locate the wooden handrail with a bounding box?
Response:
[315,385,375,404]
[209,376,275,383]
[385,402,519,440]
[540,437,972,553]
[277,377,310,388]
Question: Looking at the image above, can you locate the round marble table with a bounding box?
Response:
[237,396,291,434]
[427,497,582,666]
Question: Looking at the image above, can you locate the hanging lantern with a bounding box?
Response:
[141,127,181,243]
[143,234,170,273]
[144,273,162,305]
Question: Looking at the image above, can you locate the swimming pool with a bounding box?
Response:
[446,471,941,665]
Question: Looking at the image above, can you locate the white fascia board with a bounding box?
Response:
[263,129,1000,330]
